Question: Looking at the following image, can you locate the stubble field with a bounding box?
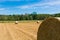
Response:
[0,21,42,40]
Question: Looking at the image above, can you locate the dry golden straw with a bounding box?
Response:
[37,17,60,40]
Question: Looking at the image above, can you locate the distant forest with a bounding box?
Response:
[0,12,60,21]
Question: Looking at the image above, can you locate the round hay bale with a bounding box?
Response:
[37,21,40,23]
[15,21,18,24]
[37,17,60,40]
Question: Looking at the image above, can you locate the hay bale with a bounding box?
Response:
[15,21,18,24]
[37,17,60,40]
[37,21,40,23]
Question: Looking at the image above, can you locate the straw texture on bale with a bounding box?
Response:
[37,17,60,40]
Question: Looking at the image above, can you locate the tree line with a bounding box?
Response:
[0,12,60,21]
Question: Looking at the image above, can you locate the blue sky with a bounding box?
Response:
[0,0,60,15]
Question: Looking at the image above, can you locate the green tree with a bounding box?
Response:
[31,12,37,20]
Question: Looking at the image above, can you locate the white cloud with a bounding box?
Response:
[18,6,30,9]
[31,0,60,7]
[46,1,60,6]
[0,8,5,10]
[16,0,60,9]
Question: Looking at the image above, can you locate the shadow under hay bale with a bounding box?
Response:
[15,23,18,24]
[37,17,60,40]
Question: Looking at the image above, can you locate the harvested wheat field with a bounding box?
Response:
[0,21,42,40]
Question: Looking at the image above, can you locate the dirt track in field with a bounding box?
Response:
[0,22,41,40]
